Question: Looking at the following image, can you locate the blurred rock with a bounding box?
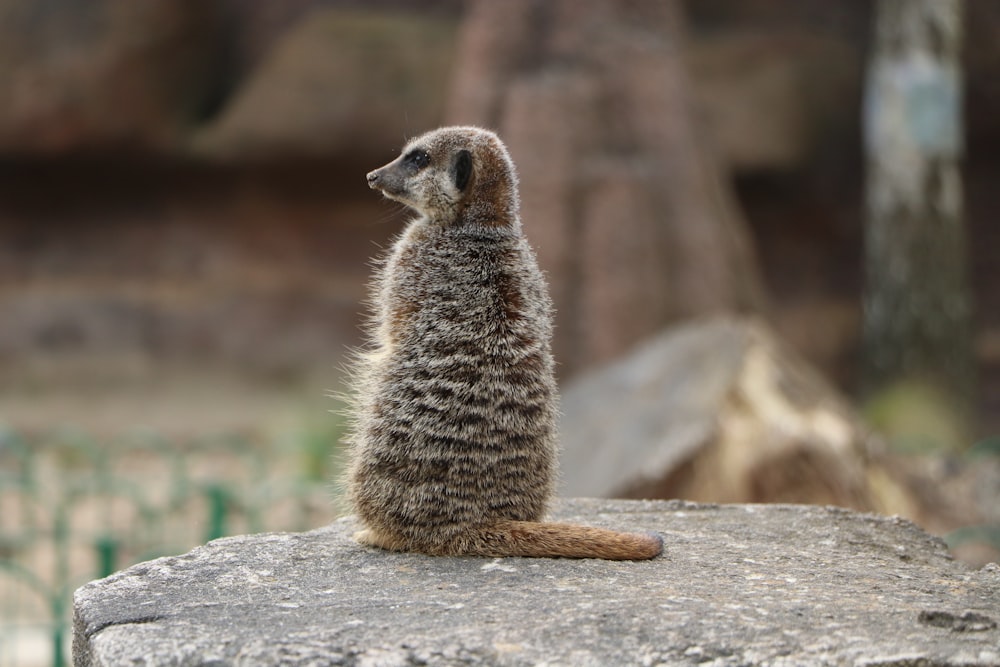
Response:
[1,0,998,170]
[215,1,462,80]
[192,10,457,162]
[0,160,382,396]
[687,33,861,170]
[559,316,888,511]
[0,0,224,154]
[447,0,766,376]
[2,0,999,445]
[0,2,458,159]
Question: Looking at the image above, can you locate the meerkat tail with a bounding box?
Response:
[468,521,663,560]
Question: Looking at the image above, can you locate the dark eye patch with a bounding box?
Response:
[403,149,430,169]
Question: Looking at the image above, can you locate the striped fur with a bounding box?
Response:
[346,127,661,560]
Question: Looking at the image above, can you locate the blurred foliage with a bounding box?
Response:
[863,379,970,453]
[967,436,1000,458]
[945,436,1000,556]
[946,524,1000,553]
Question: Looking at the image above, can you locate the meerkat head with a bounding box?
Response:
[366,126,520,227]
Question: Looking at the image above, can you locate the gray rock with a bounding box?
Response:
[559,318,884,510]
[0,0,221,153]
[73,499,1000,666]
[191,10,456,162]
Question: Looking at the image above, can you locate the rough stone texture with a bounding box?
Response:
[73,499,1000,666]
[559,317,896,512]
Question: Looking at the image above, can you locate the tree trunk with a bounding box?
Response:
[446,0,765,377]
[862,0,974,449]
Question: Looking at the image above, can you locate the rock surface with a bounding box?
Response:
[74,499,1000,666]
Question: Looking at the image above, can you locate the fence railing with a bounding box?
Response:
[0,422,341,667]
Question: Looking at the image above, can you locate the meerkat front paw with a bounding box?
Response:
[353,528,403,552]
[353,528,375,545]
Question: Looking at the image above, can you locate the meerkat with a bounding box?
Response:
[345,126,662,560]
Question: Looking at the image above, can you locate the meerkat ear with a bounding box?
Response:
[454,150,473,191]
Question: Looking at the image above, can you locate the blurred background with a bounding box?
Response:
[1,0,998,665]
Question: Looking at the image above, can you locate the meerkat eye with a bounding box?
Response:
[403,149,430,169]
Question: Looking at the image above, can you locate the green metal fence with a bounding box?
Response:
[0,422,341,667]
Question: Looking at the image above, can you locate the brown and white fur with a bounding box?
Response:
[345,126,662,560]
